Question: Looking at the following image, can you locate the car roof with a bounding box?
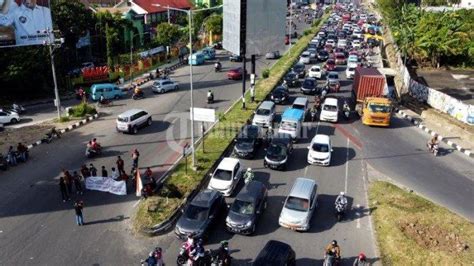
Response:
[191,189,219,207]
[312,134,330,144]
[217,157,240,171]
[259,101,275,110]
[324,97,339,105]
[281,108,304,122]
[293,97,308,105]
[253,240,294,266]
[236,180,266,202]
[289,178,317,199]
[118,109,145,117]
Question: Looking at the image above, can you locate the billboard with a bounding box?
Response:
[0,0,54,47]
[223,0,285,56]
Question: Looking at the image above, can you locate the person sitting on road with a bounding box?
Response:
[207,90,214,100]
[335,191,348,207]
[428,135,439,149]
[353,252,367,266]
[325,240,341,260]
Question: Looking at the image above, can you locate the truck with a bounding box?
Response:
[352,67,393,127]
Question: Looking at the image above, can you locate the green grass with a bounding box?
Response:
[132,14,329,233]
[369,181,474,265]
[67,102,97,118]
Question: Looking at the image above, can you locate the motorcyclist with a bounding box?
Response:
[134,87,143,97]
[335,191,348,210]
[244,168,254,183]
[353,252,367,266]
[142,251,157,266]
[50,127,61,138]
[310,105,317,121]
[428,134,439,150]
[91,138,101,151]
[325,240,341,261]
[153,247,163,266]
[214,60,222,71]
[99,94,106,104]
[343,100,350,112]
[189,238,206,264]
[216,240,231,266]
[207,90,214,102]
[314,95,321,109]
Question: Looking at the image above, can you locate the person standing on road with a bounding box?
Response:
[111,167,119,180]
[80,164,90,178]
[72,171,83,195]
[74,200,84,226]
[116,156,125,175]
[89,163,97,176]
[63,169,73,194]
[59,177,70,202]
[132,149,140,172]
[101,166,108,177]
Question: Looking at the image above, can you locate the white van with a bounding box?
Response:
[320,97,339,123]
[279,178,318,231]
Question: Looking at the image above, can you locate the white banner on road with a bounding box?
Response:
[85,176,127,196]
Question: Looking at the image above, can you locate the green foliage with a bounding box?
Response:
[68,102,97,117]
[203,14,223,35]
[58,116,70,123]
[262,68,270,79]
[303,29,311,36]
[155,23,182,47]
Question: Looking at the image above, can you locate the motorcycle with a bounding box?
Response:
[41,130,61,144]
[343,107,350,120]
[323,253,338,266]
[11,104,26,114]
[132,91,145,100]
[243,170,255,184]
[427,142,439,156]
[85,147,101,158]
[207,94,214,104]
[335,201,346,222]
[310,108,317,122]
[97,99,112,107]
[214,63,222,72]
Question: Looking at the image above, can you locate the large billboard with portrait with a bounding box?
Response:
[0,0,53,47]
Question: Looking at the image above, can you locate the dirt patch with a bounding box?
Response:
[399,221,470,254]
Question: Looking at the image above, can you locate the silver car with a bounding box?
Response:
[152,79,179,94]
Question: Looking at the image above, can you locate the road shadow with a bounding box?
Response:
[286,147,309,171]
[386,116,416,129]
[253,195,286,237]
[138,120,171,135]
[309,194,354,233]
[330,146,357,167]
[85,215,129,226]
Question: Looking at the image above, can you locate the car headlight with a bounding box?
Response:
[226,216,231,224]
[245,220,253,227]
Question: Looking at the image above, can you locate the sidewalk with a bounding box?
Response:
[396,106,474,158]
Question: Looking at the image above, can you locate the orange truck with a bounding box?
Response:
[352,67,393,127]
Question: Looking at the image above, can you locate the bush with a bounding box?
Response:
[68,102,97,118]
[262,68,270,79]
[303,29,311,36]
[59,116,70,123]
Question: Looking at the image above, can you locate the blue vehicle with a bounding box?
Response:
[201,47,216,60]
[90,83,125,101]
[188,52,205,65]
[278,108,304,141]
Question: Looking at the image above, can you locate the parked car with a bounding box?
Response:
[116,109,152,134]
[324,59,336,71]
[230,54,243,62]
[264,133,293,170]
[208,157,243,196]
[233,125,262,158]
[252,101,276,128]
[265,51,280,59]
[307,134,332,166]
[279,178,318,231]
[151,79,179,93]
[0,110,20,124]
[283,72,300,87]
[299,52,311,64]
[174,189,224,239]
[300,78,318,95]
[308,65,325,79]
[225,180,267,235]
[270,86,290,104]
[292,63,306,78]
[253,240,296,266]
[227,67,246,80]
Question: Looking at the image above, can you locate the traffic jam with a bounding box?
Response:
[173,3,388,266]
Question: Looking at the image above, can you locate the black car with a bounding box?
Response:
[317,50,329,62]
[283,72,299,87]
[174,189,224,239]
[230,54,243,62]
[253,240,296,266]
[264,133,293,170]
[233,125,262,158]
[300,78,317,94]
[225,180,267,235]
[291,63,306,78]
[270,86,290,104]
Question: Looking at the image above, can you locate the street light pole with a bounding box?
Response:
[45,28,63,120]
[130,32,134,82]
[289,1,293,53]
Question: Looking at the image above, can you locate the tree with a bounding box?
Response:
[204,14,222,35]
[155,23,182,47]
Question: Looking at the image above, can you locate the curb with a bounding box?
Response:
[396,109,473,158]
[27,113,100,150]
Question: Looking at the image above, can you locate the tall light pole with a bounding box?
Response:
[153,4,222,169]
[43,28,64,119]
[289,1,293,53]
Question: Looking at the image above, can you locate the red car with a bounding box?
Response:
[324,59,336,71]
[227,67,246,80]
[335,53,346,65]
[324,44,333,53]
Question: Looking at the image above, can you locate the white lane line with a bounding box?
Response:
[356,204,361,229]
[344,138,350,194]
[315,121,320,134]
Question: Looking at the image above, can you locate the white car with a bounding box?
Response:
[208,157,243,196]
[307,134,332,166]
[0,110,20,124]
[325,39,336,47]
[352,39,361,48]
[116,109,152,134]
[152,79,179,93]
[337,39,347,48]
[346,66,356,79]
[299,52,311,64]
[347,55,360,68]
[320,97,339,123]
[308,65,325,79]
[353,30,363,39]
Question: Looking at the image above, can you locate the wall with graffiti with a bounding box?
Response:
[408,79,474,125]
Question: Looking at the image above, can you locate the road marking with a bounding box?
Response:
[356,204,361,229]
[133,200,141,208]
[304,166,308,177]
[315,121,320,134]
[344,138,350,194]
[334,122,362,150]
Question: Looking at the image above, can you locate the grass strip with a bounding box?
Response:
[132,14,329,233]
[369,181,473,265]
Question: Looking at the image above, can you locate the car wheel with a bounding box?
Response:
[147,118,152,126]
[10,118,18,124]
[160,89,164,94]
[132,126,138,134]
[250,223,256,235]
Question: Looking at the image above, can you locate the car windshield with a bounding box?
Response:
[231,200,255,215]
[256,109,271,116]
[237,137,253,144]
[303,80,315,87]
[323,104,338,111]
[273,89,285,96]
[117,116,129,122]
[327,60,335,64]
[311,67,320,72]
[312,142,329,152]
[213,169,233,181]
[286,73,296,79]
[267,144,286,157]
[285,196,309,212]
[328,74,338,79]
[294,65,304,71]
[301,54,309,58]
[184,204,209,221]
[348,67,355,72]
[319,51,328,56]
[368,103,391,113]
[280,121,297,131]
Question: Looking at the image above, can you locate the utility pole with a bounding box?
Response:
[240,0,247,109]
[44,28,64,120]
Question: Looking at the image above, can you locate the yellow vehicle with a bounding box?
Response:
[361,97,392,127]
